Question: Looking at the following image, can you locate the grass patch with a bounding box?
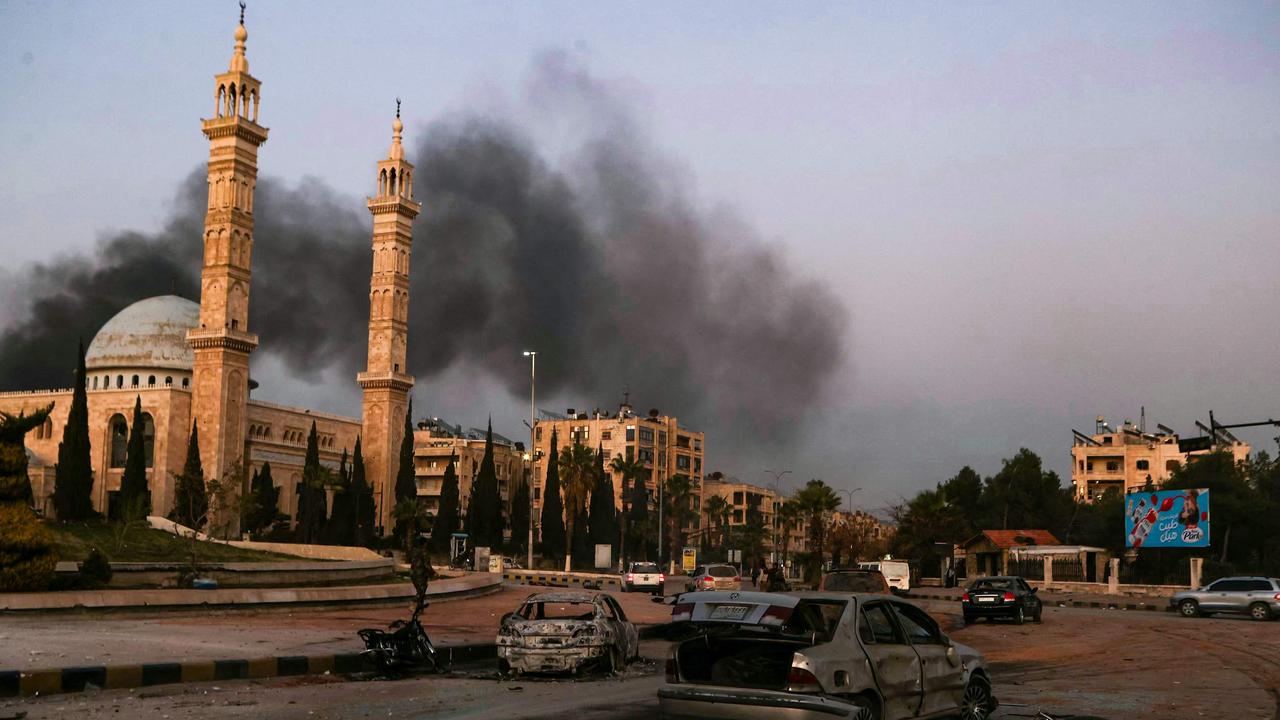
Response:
[48,521,307,563]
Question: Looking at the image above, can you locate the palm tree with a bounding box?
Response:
[664,473,695,566]
[792,479,841,584]
[777,500,802,565]
[611,454,648,563]
[703,494,731,561]
[558,443,597,568]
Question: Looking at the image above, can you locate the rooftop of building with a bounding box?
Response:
[84,295,200,372]
[963,529,1061,550]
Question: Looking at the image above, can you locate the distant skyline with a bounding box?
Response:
[2,1,1278,512]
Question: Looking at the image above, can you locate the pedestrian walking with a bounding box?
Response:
[751,563,761,588]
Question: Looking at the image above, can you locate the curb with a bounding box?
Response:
[0,643,498,699]
[502,571,622,590]
[0,622,678,699]
[903,592,1175,613]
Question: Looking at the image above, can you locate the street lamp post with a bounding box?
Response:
[522,351,537,570]
[839,487,862,510]
[764,470,792,564]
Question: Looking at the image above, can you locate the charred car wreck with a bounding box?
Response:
[497,591,639,675]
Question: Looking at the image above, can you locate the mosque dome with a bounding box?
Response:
[85,296,200,372]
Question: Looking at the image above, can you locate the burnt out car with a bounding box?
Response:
[496,591,639,675]
[660,591,996,720]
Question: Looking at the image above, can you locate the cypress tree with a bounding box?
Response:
[467,419,503,549]
[169,422,207,529]
[53,341,95,520]
[325,449,354,545]
[244,461,280,536]
[350,437,376,546]
[538,429,565,560]
[393,401,417,543]
[510,474,530,556]
[295,421,327,544]
[572,506,592,568]
[117,396,151,518]
[588,444,619,556]
[430,452,460,554]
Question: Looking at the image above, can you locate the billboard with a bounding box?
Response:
[1125,489,1209,548]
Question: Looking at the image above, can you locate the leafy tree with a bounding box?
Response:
[393,401,417,544]
[295,421,327,544]
[53,341,95,520]
[430,452,460,554]
[350,437,376,545]
[702,495,731,560]
[890,486,971,569]
[117,396,151,518]
[243,461,280,537]
[792,479,840,584]
[466,419,504,550]
[735,491,769,568]
[587,444,619,556]
[0,404,59,591]
[168,422,207,530]
[777,500,802,566]
[538,430,566,560]
[981,448,1073,532]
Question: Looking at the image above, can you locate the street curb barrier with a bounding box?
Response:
[0,624,676,699]
[0,643,498,699]
[501,569,621,590]
[902,592,1174,613]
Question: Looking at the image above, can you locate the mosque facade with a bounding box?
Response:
[0,13,417,535]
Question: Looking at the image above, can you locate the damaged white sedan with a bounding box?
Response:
[496,591,639,675]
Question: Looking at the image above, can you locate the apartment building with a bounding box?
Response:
[411,417,529,525]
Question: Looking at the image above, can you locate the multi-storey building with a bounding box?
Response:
[411,418,528,531]
[1071,415,1251,502]
[697,475,778,552]
[529,400,705,522]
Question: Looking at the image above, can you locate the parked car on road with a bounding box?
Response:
[660,590,997,720]
[685,563,741,592]
[962,576,1043,625]
[1172,576,1280,621]
[820,568,891,594]
[496,591,639,675]
[621,561,665,594]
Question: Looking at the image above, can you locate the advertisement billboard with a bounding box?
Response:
[1125,489,1209,548]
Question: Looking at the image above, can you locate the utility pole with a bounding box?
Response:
[522,351,537,570]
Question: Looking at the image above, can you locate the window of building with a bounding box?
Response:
[676,454,691,470]
[141,413,155,467]
[1078,460,1084,472]
[626,426,636,441]
[116,375,124,389]
[602,430,612,441]
[182,378,189,388]
[638,427,654,444]
[1106,461,1119,473]
[1086,461,1094,472]
[676,434,690,448]
[165,376,173,386]
[1135,459,1149,471]
[694,458,701,473]
[1103,437,1113,445]
[626,446,634,461]
[131,375,139,387]
[732,509,743,523]
[108,414,129,468]
[92,376,98,390]
[534,487,540,500]
[733,491,744,505]
[638,447,654,464]
[659,431,667,444]
[148,375,156,387]
[535,427,543,441]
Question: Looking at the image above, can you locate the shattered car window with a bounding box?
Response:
[781,600,847,641]
[518,602,596,620]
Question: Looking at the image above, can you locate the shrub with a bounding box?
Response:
[80,547,113,588]
[0,503,59,591]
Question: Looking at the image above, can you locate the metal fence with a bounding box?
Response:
[1007,556,1044,580]
[1051,556,1084,583]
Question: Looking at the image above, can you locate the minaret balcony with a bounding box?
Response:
[366,196,422,216]
[187,327,259,354]
[202,117,270,145]
[357,371,415,393]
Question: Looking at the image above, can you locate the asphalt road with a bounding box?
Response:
[5,595,1278,719]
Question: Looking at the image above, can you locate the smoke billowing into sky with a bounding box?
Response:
[0,55,847,452]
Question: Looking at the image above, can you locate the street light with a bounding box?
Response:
[522,350,536,570]
[839,487,862,511]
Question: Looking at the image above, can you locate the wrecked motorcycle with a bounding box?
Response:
[358,604,449,675]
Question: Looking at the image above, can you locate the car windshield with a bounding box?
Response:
[632,563,659,573]
[518,601,596,620]
[971,579,1016,591]
[708,566,737,577]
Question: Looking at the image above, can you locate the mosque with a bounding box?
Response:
[0,12,419,534]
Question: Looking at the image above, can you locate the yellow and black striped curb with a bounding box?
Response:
[0,643,497,699]
[501,570,622,590]
[903,592,1174,612]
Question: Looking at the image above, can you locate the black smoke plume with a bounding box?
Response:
[0,56,848,447]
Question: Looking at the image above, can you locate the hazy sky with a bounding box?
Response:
[2,1,1278,512]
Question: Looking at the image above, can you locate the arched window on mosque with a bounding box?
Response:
[148,375,156,387]
[182,378,189,389]
[108,414,129,468]
[132,375,139,388]
[92,377,98,390]
[141,413,155,467]
[116,375,124,389]
[165,376,173,387]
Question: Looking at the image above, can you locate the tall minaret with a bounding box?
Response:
[187,3,268,528]
[358,101,421,534]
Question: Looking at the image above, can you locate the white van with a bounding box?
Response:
[859,558,910,593]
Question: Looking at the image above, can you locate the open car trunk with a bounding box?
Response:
[676,631,814,689]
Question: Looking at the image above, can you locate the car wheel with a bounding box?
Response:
[1178,599,1200,618]
[1014,607,1025,625]
[603,647,623,675]
[620,584,629,593]
[849,691,883,720]
[1034,609,1043,624]
[959,675,994,720]
[497,658,511,677]
[1249,602,1272,621]
[963,613,975,626]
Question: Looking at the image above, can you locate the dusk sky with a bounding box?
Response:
[2,1,1277,513]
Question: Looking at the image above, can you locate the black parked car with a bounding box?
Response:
[962,576,1043,625]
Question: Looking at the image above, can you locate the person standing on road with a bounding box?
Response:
[409,534,437,619]
[751,563,761,588]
